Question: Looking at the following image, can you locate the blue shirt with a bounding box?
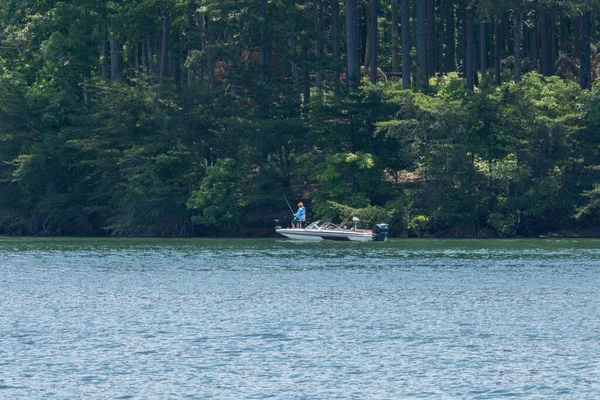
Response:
[295,207,306,220]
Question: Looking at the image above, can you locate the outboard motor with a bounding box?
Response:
[372,224,389,241]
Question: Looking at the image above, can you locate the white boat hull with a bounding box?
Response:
[276,228,373,242]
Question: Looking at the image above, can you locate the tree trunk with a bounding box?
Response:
[145,33,154,82]
[514,12,522,83]
[83,74,89,105]
[369,0,378,83]
[160,17,170,80]
[134,43,140,77]
[202,15,215,87]
[539,10,553,76]
[172,45,181,86]
[591,9,596,43]
[260,0,270,69]
[187,50,192,87]
[458,0,466,77]
[302,45,311,106]
[362,4,369,74]
[401,0,411,88]
[494,17,501,85]
[346,0,359,90]
[560,17,571,57]
[141,37,148,72]
[426,0,435,77]
[108,26,121,81]
[575,15,581,59]
[289,38,301,117]
[314,0,324,98]
[579,10,591,90]
[550,14,557,67]
[506,15,514,56]
[442,0,455,73]
[480,21,487,76]
[100,29,109,80]
[415,0,427,89]
[466,6,474,91]
[523,21,530,59]
[331,0,341,91]
[391,0,399,73]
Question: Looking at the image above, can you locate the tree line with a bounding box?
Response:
[0,0,599,237]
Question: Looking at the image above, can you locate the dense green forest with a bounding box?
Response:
[0,0,599,237]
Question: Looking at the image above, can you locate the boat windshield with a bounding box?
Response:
[320,221,344,230]
[305,221,321,230]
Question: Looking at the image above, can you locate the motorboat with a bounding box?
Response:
[275,219,389,242]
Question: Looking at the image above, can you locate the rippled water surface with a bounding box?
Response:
[2,237,600,399]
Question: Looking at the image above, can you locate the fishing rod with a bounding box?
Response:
[283,196,296,216]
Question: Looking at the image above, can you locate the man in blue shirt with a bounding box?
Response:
[292,202,306,228]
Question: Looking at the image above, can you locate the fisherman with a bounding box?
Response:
[292,202,306,228]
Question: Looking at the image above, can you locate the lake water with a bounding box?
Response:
[1,237,600,399]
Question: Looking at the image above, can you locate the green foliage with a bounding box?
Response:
[0,66,594,237]
[0,0,597,237]
[384,196,430,237]
[105,147,198,236]
[311,151,393,218]
[433,73,468,101]
[575,183,600,223]
[187,159,246,232]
